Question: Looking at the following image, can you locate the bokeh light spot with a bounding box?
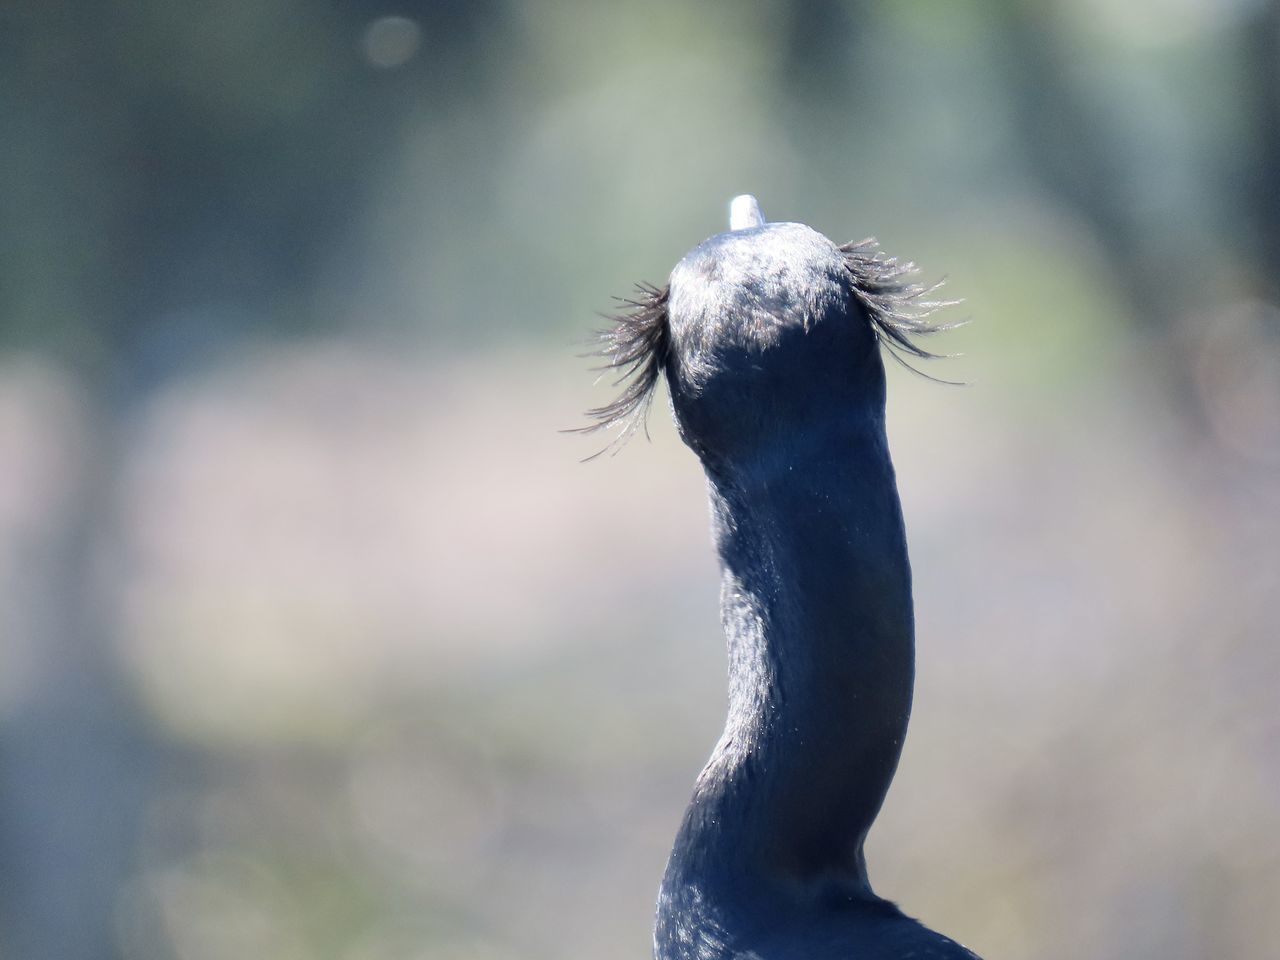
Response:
[362,16,421,70]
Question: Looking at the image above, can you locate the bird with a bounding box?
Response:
[580,195,979,959]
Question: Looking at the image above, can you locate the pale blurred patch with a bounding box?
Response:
[1192,300,1280,465]
[1064,0,1264,46]
[114,341,712,745]
[0,358,89,716]
[361,17,421,70]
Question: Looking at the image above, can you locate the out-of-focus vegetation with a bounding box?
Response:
[2,2,1278,959]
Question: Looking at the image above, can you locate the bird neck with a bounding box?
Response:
[666,414,916,901]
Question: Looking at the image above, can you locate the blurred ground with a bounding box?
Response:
[2,2,1279,959]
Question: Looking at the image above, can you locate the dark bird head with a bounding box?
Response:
[579,196,957,463]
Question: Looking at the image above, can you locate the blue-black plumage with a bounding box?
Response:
[584,197,978,960]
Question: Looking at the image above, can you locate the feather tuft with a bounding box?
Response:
[571,282,670,458]
[840,238,965,384]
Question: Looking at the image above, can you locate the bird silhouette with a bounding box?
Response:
[581,196,979,960]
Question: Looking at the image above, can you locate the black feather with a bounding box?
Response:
[575,238,960,458]
[571,282,670,458]
[840,238,965,384]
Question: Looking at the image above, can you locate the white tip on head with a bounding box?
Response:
[728,195,766,231]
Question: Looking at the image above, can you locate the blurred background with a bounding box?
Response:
[2,1,1278,958]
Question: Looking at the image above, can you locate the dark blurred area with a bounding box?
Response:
[1,2,1278,958]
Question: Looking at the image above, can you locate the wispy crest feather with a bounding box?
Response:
[840,238,964,382]
[575,240,959,456]
[573,282,670,457]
